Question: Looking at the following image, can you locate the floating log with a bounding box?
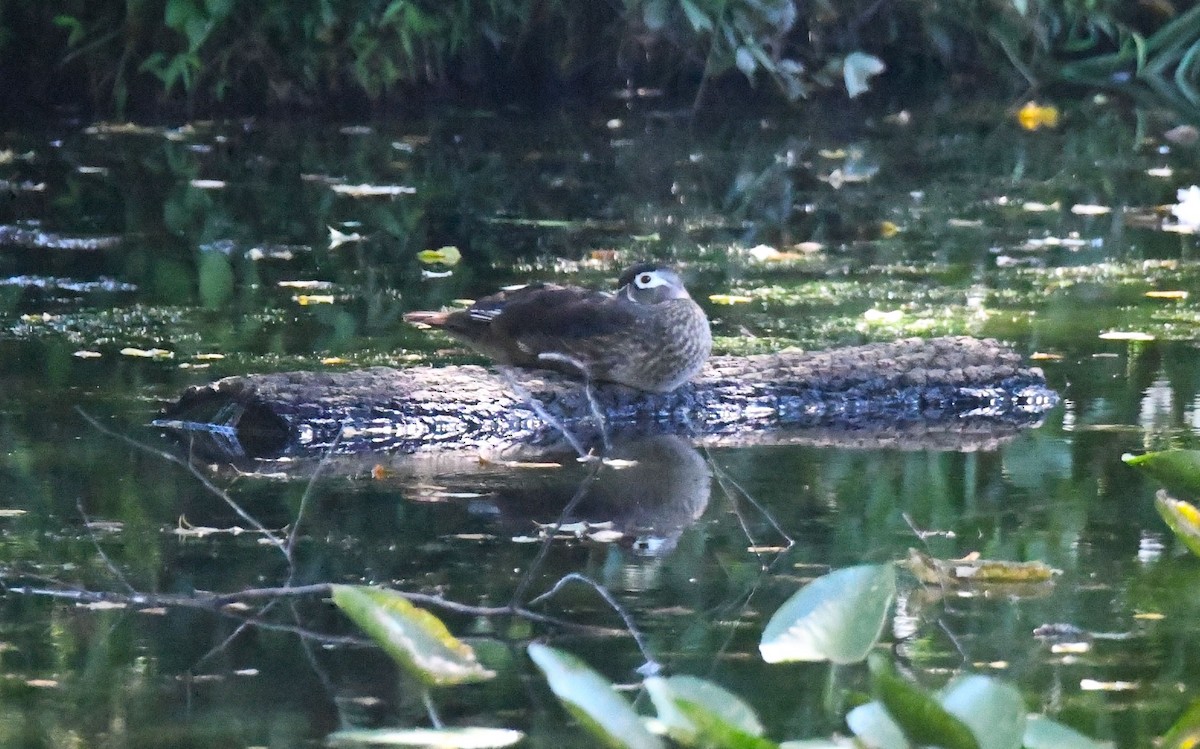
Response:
[157,336,1058,464]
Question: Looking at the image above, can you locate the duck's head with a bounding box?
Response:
[617,262,692,305]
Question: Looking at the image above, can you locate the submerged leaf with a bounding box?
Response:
[527,643,664,749]
[760,564,896,664]
[1124,450,1200,499]
[1154,491,1200,557]
[331,585,495,687]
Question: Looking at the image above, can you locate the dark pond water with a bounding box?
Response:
[2,93,1200,747]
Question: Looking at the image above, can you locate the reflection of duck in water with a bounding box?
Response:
[404,263,712,394]
[483,435,711,557]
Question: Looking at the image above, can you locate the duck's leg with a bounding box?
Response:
[497,366,588,458]
[537,352,610,452]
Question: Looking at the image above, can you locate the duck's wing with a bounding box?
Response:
[489,284,636,341]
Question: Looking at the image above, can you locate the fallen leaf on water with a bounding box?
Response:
[946,218,981,228]
[905,548,1059,586]
[1017,101,1059,130]
[1146,290,1188,299]
[294,294,336,305]
[1099,331,1155,341]
[708,294,753,305]
[189,179,226,189]
[120,347,174,359]
[194,353,225,360]
[862,308,904,324]
[1146,167,1174,178]
[25,679,58,689]
[1080,679,1137,691]
[1030,351,1063,361]
[77,600,127,611]
[477,455,562,469]
[0,509,27,517]
[417,246,462,265]
[328,226,365,248]
[1071,203,1111,215]
[278,280,335,289]
[1023,200,1061,212]
[588,530,625,543]
[372,464,394,480]
[879,220,901,237]
[73,350,102,359]
[321,357,350,365]
[330,183,416,197]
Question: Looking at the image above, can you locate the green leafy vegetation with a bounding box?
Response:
[7,0,1200,115]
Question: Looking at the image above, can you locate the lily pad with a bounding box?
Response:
[527,643,664,749]
[1154,491,1200,557]
[645,675,773,748]
[760,564,896,664]
[331,585,495,687]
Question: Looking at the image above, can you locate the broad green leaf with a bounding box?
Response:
[1155,491,1200,557]
[527,643,664,749]
[868,654,979,749]
[844,702,908,749]
[1161,697,1200,749]
[939,676,1024,749]
[331,585,495,687]
[1023,715,1113,749]
[1124,450,1200,499]
[645,675,772,748]
[680,0,713,32]
[326,726,523,747]
[760,564,895,664]
[843,51,885,98]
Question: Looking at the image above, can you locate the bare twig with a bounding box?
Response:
[507,462,602,608]
[75,407,288,558]
[529,572,661,676]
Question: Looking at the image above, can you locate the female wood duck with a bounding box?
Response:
[404,263,711,393]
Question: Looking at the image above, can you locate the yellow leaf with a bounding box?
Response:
[294,294,336,305]
[708,294,753,305]
[416,246,462,265]
[1017,102,1059,130]
[1146,290,1188,299]
[879,220,901,238]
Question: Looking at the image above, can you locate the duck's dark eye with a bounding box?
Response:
[637,273,653,286]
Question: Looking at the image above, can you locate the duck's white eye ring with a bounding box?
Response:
[637,273,654,287]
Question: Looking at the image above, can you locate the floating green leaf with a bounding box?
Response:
[1123,450,1200,499]
[940,676,1024,749]
[760,564,896,664]
[326,726,523,747]
[1023,715,1113,749]
[645,675,774,748]
[527,643,664,749]
[868,654,980,749]
[1155,491,1200,557]
[331,585,495,687]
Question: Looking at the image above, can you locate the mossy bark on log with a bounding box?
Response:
[158,336,1058,463]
